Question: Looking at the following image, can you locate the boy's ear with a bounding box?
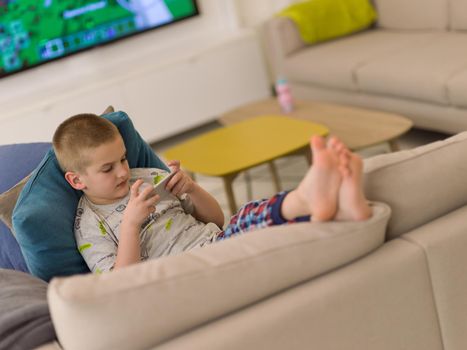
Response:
[64,171,86,190]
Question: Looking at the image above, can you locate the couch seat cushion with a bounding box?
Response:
[357,32,467,105]
[284,30,438,92]
[374,0,447,30]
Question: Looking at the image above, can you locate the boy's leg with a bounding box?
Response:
[281,135,345,222]
[216,191,305,240]
[283,136,371,222]
[335,149,372,221]
[217,136,346,240]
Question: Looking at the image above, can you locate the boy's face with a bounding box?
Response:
[71,136,130,205]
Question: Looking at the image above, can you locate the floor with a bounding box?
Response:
[152,121,449,223]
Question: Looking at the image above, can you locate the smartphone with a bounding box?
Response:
[153,171,176,196]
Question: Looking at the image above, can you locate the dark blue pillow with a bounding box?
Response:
[13,111,169,282]
[0,143,51,272]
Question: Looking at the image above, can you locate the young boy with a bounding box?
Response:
[53,114,372,273]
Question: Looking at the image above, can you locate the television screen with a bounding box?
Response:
[0,0,199,78]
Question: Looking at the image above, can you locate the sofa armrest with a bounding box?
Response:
[262,16,306,78]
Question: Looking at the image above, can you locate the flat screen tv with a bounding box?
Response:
[0,0,199,78]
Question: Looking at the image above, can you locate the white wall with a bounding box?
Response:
[235,0,301,27]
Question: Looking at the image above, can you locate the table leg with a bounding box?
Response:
[288,147,311,165]
[222,174,238,215]
[245,171,253,201]
[268,161,281,192]
[304,146,312,165]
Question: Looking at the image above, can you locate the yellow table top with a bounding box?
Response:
[163,115,329,177]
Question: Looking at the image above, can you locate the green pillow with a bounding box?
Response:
[279,0,377,45]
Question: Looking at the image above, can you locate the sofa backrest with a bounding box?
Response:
[373,0,448,30]
[262,16,306,76]
[363,131,467,240]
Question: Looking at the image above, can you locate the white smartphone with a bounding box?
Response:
[153,171,176,196]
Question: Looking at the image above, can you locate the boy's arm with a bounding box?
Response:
[166,161,224,228]
[75,217,119,274]
[114,220,142,269]
[114,180,160,269]
[186,183,225,228]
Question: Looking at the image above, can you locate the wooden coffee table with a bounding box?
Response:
[219,98,413,151]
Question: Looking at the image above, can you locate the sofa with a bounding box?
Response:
[16,130,465,349]
[264,0,467,135]
[2,110,467,349]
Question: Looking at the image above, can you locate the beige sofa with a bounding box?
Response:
[39,131,467,349]
[264,0,467,134]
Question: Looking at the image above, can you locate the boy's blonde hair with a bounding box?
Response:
[53,114,121,173]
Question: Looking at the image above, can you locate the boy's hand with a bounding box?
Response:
[123,179,160,227]
[166,160,196,196]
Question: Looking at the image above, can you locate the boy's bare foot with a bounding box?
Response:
[336,151,372,221]
[282,136,342,222]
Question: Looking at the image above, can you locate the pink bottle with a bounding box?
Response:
[275,78,294,113]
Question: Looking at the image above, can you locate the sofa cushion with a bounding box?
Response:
[357,32,467,105]
[13,111,169,282]
[155,240,443,350]
[403,205,467,350]
[0,269,56,349]
[48,202,390,350]
[363,131,467,240]
[0,143,51,231]
[0,143,50,272]
[284,30,438,92]
[449,0,467,30]
[0,176,30,273]
[290,81,467,134]
[0,175,30,232]
[278,0,376,45]
[373,0,448,30]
